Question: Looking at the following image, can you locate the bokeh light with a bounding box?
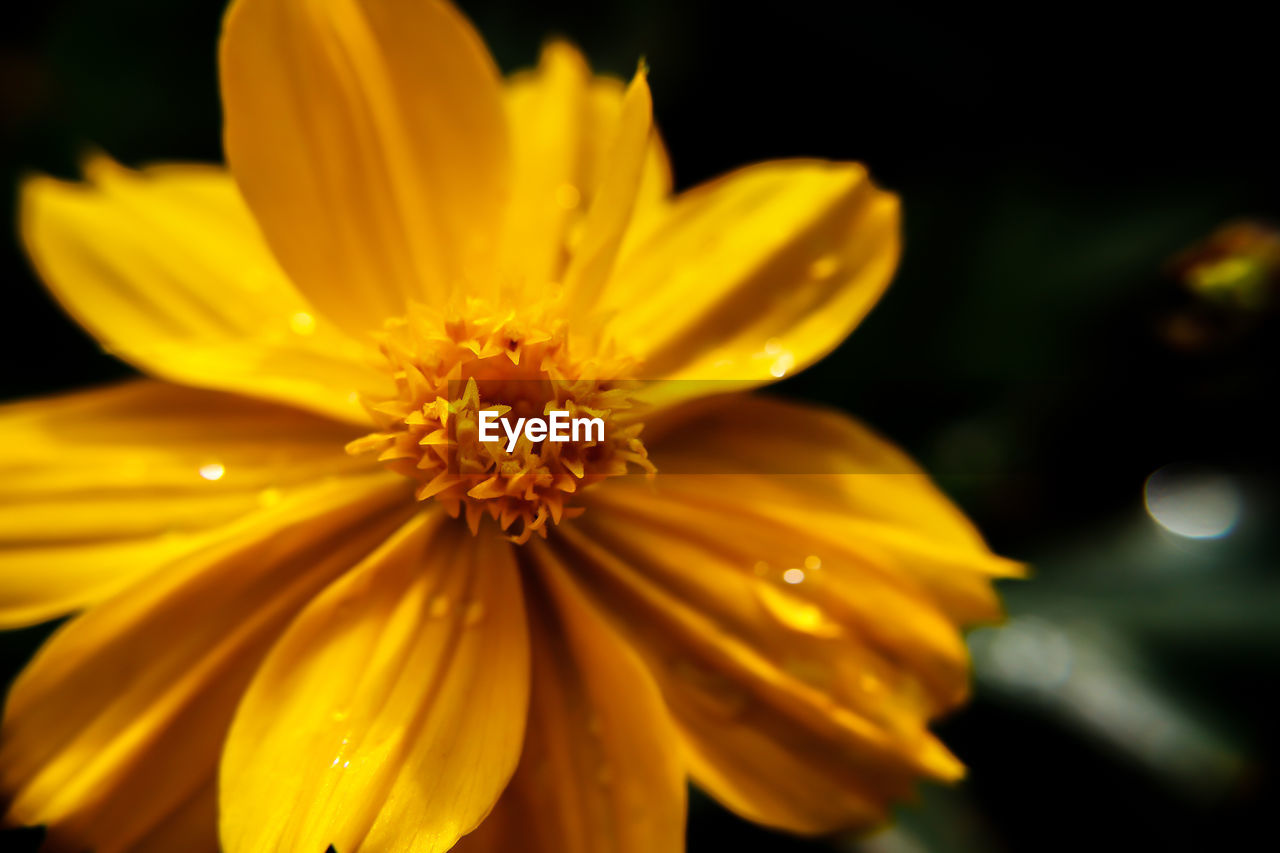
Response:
[1144,465,1243,539]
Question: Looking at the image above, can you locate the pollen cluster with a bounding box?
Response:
[347,300,654,542]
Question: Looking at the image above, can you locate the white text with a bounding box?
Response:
[478,410,605,453]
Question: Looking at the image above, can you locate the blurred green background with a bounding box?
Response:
[2,1,1277,851]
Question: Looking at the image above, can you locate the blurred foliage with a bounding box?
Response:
[2,1,1278,851]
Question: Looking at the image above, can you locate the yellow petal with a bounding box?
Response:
[0,474,412,853]
[551,394,1021,834]
[605,160,899,404]
[456,538,686,853]
[582,72,672,221]
[645,393,1025,622]
[20,158,387,423]
[562,69,654,314]
[501,41,671,294]
[220,0,510,330]
[0,380,382,629]
[499,41,590,292]
[219,514,529,853]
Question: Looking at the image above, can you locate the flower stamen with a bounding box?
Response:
[348,299,654,542]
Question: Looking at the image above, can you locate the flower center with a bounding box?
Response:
[347,299,653,543]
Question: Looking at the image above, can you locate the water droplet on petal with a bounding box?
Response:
[290,312,316,335]
[755,580,843,638]
[803,555,822,571]
[769,352,795,378]
[463,600,486,627]
[555,183,582,210]
[199,462,225,481]
[808,253,840,281]
[782,568,805,584]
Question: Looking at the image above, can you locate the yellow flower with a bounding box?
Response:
[0,1,1022,851]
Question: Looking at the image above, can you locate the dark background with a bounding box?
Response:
[2,1,1278,851]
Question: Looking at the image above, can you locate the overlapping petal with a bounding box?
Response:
[0,474,411,853]
[220,0,511,329]
[501,41,671,296]
[456,544,686,853]
[20,159,387,423]
[552,394,1020,833]
[559,70,654,316]
[219,514,529,853]
[0,380,379,629]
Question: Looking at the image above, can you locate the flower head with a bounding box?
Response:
[346,299,653,543]
[0,1,1021,851]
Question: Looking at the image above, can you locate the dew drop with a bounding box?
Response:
[755,580,843,638]
[555,183,582,210]
[782,568,805,584]
[769,352,795,379]
[463,600,486,627]
[808,253,840,281]
[199,462,225,481]
[290,311,317,335]
[803,555,822,571]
